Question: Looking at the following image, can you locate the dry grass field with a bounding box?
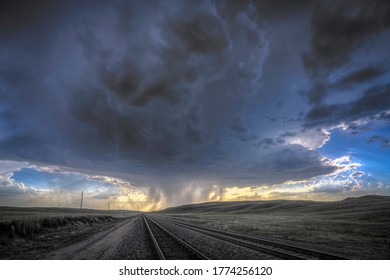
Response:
[0,207,136,259]
[1,195,389,259]
[157,195,390,259]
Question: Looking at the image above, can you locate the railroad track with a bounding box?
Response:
[152,216,348,260]
[142,215,209,260]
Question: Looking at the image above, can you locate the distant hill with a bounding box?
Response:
[156,195,390,218]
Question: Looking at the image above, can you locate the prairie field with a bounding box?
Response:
[158,195,390,259]
[0,206,136,259]
[1,195,389,259]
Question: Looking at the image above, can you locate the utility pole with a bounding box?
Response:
[80,190,84,210]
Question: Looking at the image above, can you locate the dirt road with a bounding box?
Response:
[45,217,137,259]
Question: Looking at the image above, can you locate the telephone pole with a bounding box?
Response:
[80,190,84,210]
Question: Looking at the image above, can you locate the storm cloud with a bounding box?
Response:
[305,84,390,127]
[306,0,390,69]
[1,1,269,171]
[1,0,389,208]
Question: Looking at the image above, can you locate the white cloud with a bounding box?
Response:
[330,155,362,174]
[0,160,30,175]
[284,128,331,149]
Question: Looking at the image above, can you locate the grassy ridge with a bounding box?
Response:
[158,195,390,219]
[0,215,114,238]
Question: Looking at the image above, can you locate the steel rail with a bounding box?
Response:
[157,216,348,260]
[143,215,209,260]
[143,215,165,259]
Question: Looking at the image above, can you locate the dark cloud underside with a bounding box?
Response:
[0,0,389,201]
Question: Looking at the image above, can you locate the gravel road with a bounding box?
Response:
[45,217,137,259]
[111,215,158,259]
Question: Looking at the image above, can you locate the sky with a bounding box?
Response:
[0,0,389,211]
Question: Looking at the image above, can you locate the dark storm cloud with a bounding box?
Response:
[0,1,266,168]
[302,81,327,105]
[331,66,386,88]
[305,84,390,127]
[217,0,310,21]
[255,0,310,18]
[59,1,253,167]
[101,59,140,101]
[0,0,51,36]
[0,0,349,203]
[64,0,273,167]
[230,117,248,134]
[256,138,276,149]
[279,131,298,138]
[130,78,181,107]
[221,144,337,186]
[302,0,390,108]
[101,7,231,108]
[69,88,143,150]
[256,137,285,149]
[307,0,390,69]
[0,0,103,51]
[171,13,229,54]
[0,60,29,85]
[302,63,388,105]
[0,134,50,162]
[238,134,257,142]
[276,100,285,108]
